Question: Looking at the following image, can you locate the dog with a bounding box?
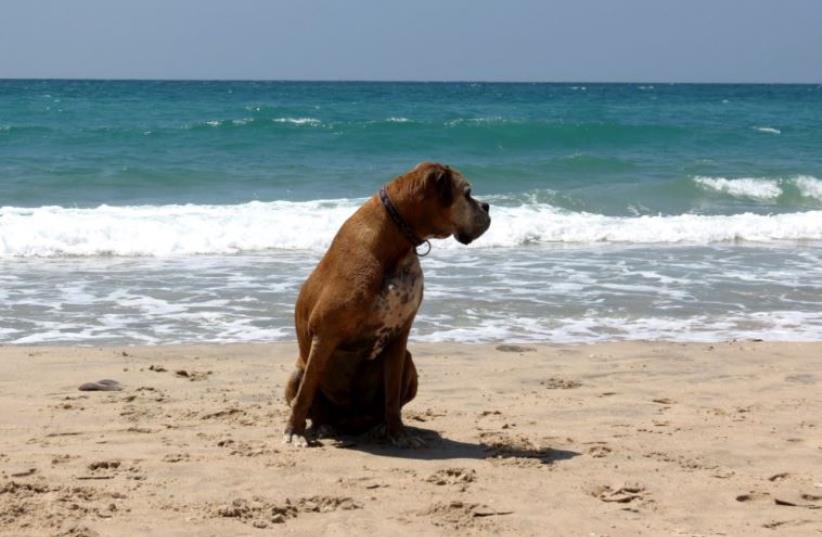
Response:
[283,162,491,447]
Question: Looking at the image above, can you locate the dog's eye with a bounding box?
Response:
[464,188,472,198]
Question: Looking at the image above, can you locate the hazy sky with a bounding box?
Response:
[1,0,820,82]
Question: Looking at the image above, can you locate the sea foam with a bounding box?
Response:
[271,117,321,125]
[795,175,822,201]
[754,126,781,134]
[2,200,822,257]
[693,175,822,202]
[693,176,782,200]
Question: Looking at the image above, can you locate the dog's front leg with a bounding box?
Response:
[284,335,336,447]
[382,329,425,448]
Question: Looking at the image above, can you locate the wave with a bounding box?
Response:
[190,116,424,132]
[414,311,822,344]
[271,117,321,126]
[3,199,822,257]
[754,126,781,134]
[480,205,822,246]
[693,176,782,200]
[445,116,509,126]
[795,175,822,201]
[189,117,323,130]
[174,115,689,141]
[2,115,703,150]
[693,175,822,202]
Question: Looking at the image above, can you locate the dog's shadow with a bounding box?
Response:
[323,425,581,464]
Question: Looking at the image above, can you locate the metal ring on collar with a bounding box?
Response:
[415,240,432,257]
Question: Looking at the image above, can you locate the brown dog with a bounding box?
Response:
[283,162,491,447]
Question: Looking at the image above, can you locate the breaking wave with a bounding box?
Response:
[693,175,822,202]
[3,198,822,257]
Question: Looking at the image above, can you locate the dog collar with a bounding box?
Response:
[378,185,431,257]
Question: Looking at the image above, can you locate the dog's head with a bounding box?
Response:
[404,162,491,245]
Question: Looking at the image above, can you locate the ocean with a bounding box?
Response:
[1,80,821,344]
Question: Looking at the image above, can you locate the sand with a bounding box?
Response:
[0,341,820,536]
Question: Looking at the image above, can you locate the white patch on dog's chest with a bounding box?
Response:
[368,254,423,359]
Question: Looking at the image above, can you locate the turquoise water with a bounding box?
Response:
[3,80,821,211]
[1,81,821,343]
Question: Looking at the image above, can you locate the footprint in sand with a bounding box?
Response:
[216,438,278,457]
[590,482,651,508]
[174,369,212,381]
[541,377,582,389]
[1,479,125,531]
[479,431,560,467]
[57,526,101,537]
[51,454,76,465]
[161,453,190,463]
[586,444,612,458]
[78,460,121,480]
[736,489,822,509]
[336,476,388,490]
[214,496,361,528]
[419,501,513,530]
[426,467,477,490]
[200,407,246,421]
[88,460,121,471]
[79,460,145,481]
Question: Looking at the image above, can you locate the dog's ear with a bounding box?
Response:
[424,164,453,206]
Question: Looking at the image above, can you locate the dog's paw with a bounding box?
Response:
[282,423,313,447]
[282,432,312,447]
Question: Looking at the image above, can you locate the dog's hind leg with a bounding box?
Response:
[284,366,303,407]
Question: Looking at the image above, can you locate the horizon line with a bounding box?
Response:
[1,77,820,85]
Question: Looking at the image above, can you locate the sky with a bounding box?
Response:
[1,0,820,83]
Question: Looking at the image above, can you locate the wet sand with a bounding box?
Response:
[0,341,820,536]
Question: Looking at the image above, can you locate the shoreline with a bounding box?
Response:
[2,336,819,348]
[1,341,820,536]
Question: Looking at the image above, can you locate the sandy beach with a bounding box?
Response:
[0,341,819,536]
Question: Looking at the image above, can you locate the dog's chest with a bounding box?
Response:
[367,253,423,359]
